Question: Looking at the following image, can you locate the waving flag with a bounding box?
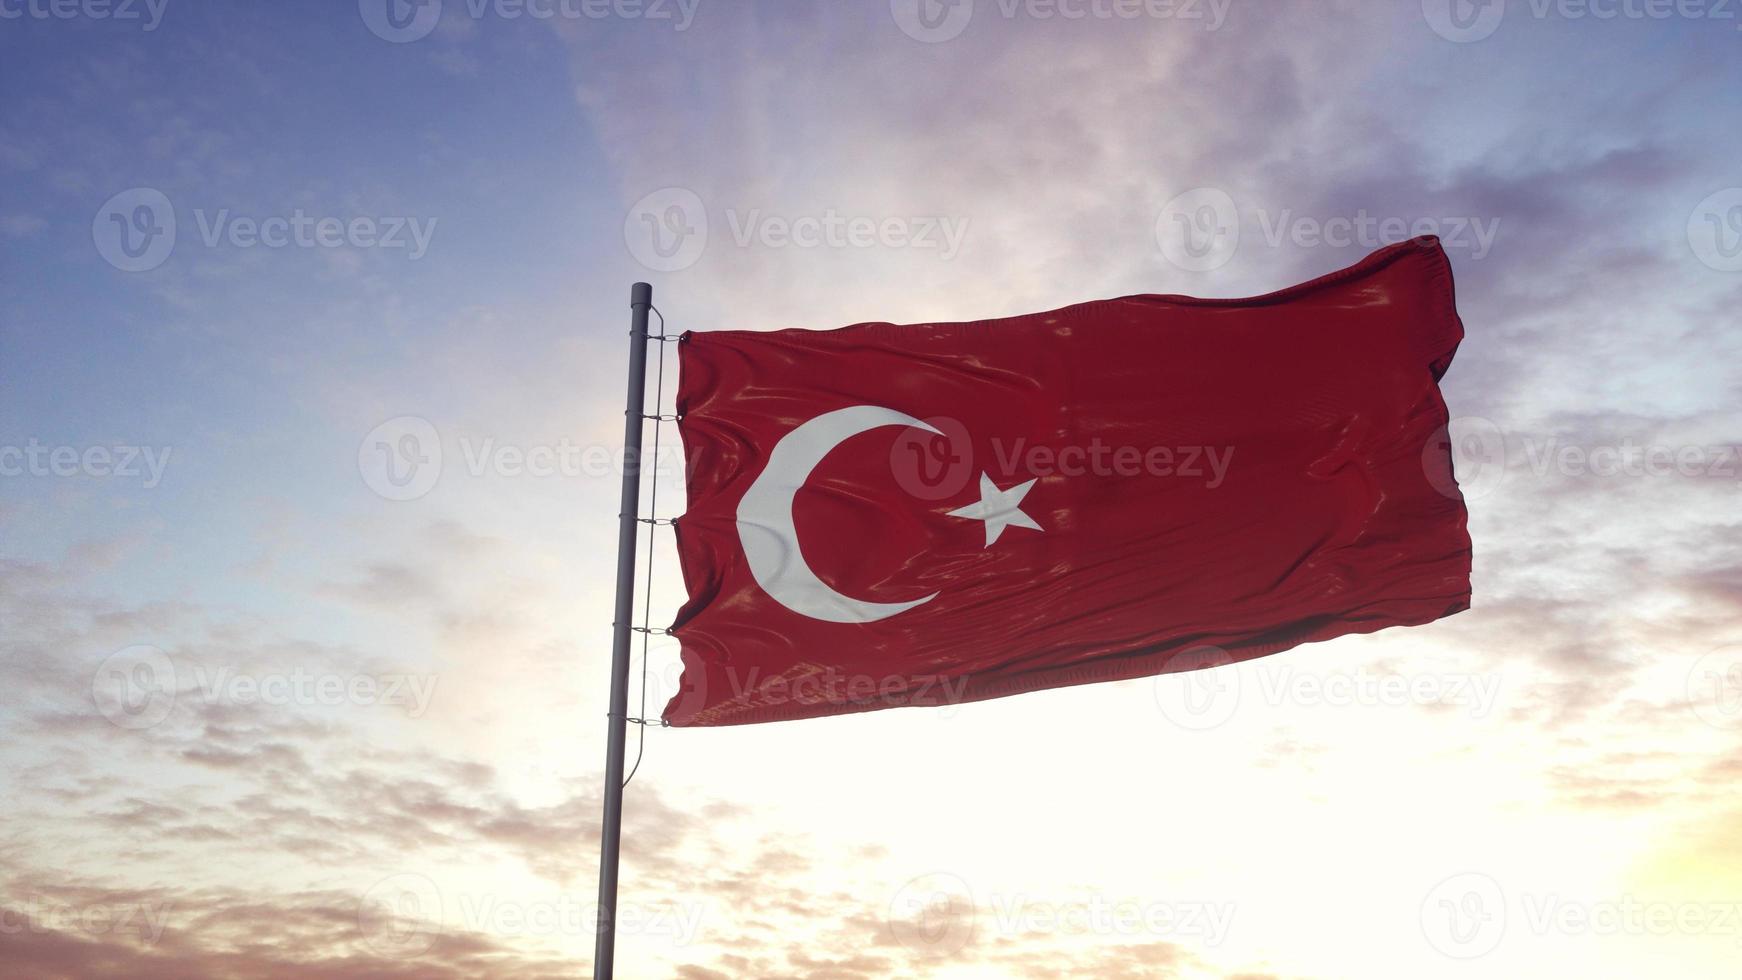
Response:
[663,237,1471,727]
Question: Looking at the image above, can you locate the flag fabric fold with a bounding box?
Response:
[662,237,1472,727]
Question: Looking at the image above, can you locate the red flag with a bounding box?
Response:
[663,237,1471,727]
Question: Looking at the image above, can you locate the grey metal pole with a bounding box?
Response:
[593,281,652,980]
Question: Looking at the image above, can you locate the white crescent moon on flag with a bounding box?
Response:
[737,405,942,623]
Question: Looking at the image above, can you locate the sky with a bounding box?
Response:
[3,0,1742,977]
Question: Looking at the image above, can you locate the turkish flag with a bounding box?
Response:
[663,237,1471,727]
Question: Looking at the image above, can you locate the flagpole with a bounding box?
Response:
[594,281,652,980]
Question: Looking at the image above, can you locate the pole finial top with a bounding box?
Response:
[631,282,653,308]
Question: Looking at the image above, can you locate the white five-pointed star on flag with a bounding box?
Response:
[948,473,1043,546]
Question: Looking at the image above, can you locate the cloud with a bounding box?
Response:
[0,885,578,980]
